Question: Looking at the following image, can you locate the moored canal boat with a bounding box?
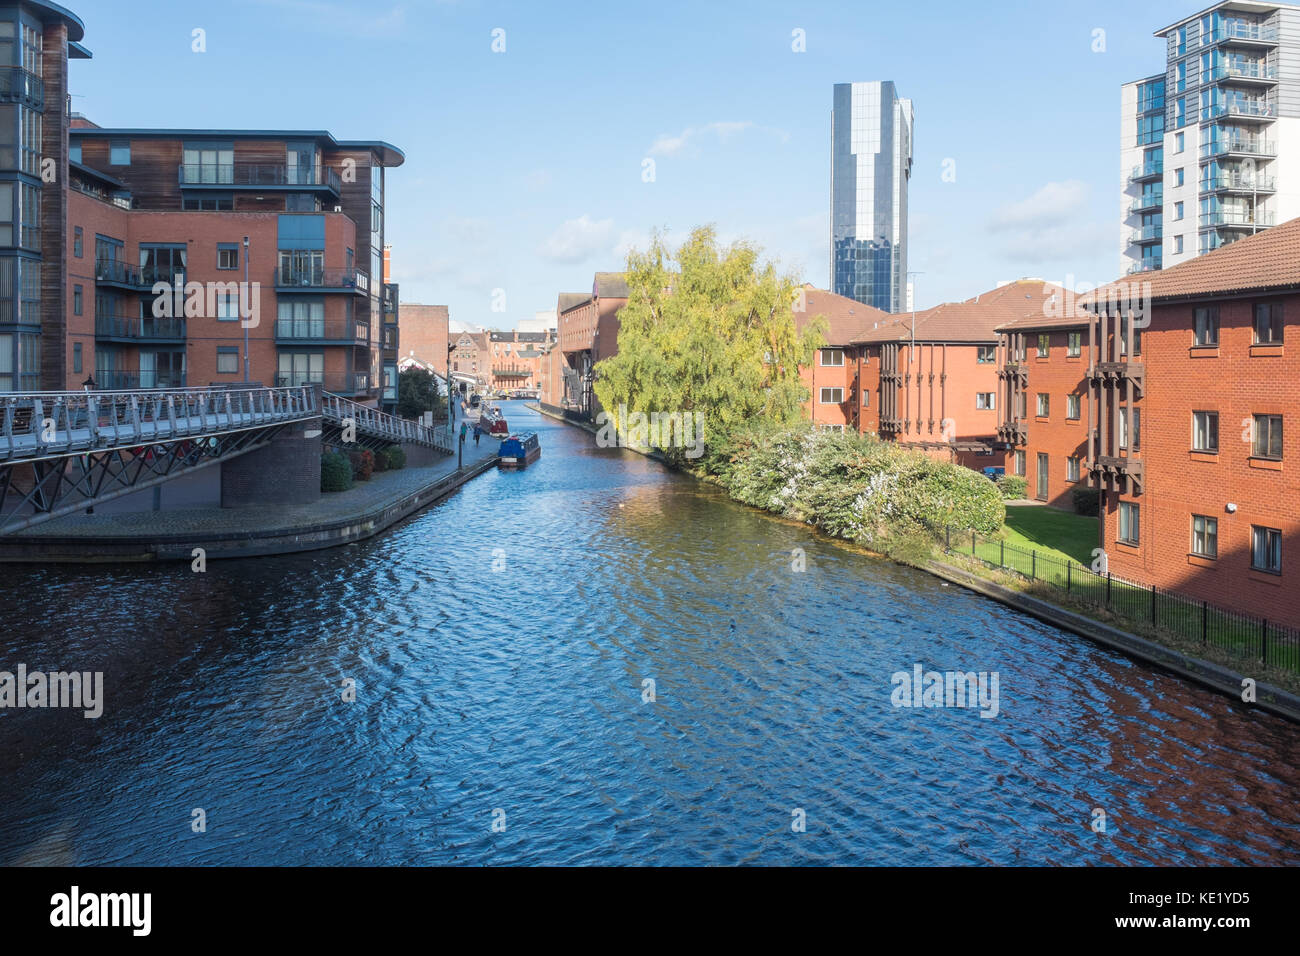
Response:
[497,432,541,468]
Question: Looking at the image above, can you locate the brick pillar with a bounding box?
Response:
[220,418,322,508]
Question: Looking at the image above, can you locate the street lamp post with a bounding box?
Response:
[242,236,251,383]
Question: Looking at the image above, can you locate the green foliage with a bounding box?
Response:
[397,368,446,421]
[996,474,1028,499]
[1073,487,1100,517]
[714,424,1005,550]
[594,226,826,467]
[348,448,374,481]
[383,444,406,470]
[320,451,353,493]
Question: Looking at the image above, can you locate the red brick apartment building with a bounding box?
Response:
[994,306,1093,508]
[545,274,627,417]
[849,280,1062,468]
[1077,219,1300,629]
[793,285,892,430]
[487,329,554,393]
[59,122,403,408]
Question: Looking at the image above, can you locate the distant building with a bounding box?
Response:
[830,81,913,313]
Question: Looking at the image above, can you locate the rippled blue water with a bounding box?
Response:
[1,401,1298,865]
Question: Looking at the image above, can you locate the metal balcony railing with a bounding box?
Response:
[1203,99,1276,120]
[1129,194,1163,215]
[274,266,369,293]
[1129,225,1163,244]
[178,163,342,192]
[94,316,187,341]
[1206,23,1277,45]
[1127,261,1162,275]
[1205,62,1278,82]
[95,261,187,288]
[1200,138,1275,158]
[1199,210,1275,228]
[0,66,43,105]
[1129,162,1163,182]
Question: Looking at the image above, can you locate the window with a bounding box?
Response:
[1251,526,1282,574]
[1191,515,1218,558]
[1067,332,1081,357]
[1193,306,1219,346]
[861,390,870,407]
[1036,393,1050,417]
[1174,235,1184,255]
[276,300,325,338]
[1119,408,1141,450]
[1254,303,1283,344]
[976,392,995,410]
[73,285,82,316]
[73,226,82,258]
[1014,450,1026,476]
[819,387,843,404]
[278,351,324,387]
[1252,414,1282,460]
[1192,411,1219,452]
[1067,394,1081,420]
[1015,391,1027,419]
[1036,453,1049,499]
[217,244,239,270]
[1174,168,1185,187]
[69,143,81,164]
[109,141,130,165]
[819,348,844,366]
[976,345,995,364]
[1175,132,1185,153]
[215,290,240,322]
[216,347,239,374]
[183,195,234,211]
[1036,334,1050,357]
[1174,201,1184,221]
[1067,457,1081,482]
[1119,502,1140,545]
[73,342,82,375]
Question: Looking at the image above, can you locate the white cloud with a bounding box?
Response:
[648,121,788,157]
[989,180,1090,232]
[539,215,616,264]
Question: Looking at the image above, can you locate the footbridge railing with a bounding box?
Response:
[321,392,453,454]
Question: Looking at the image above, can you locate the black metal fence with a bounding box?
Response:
[944,526,1300,675]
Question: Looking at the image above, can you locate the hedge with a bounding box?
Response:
[321,451,353,493]
[996,474,1027,500]
[383,444,406,470]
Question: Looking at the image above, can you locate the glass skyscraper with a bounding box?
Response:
[830,81,913,313]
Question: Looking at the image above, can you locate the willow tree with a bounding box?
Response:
[594,226,825,467]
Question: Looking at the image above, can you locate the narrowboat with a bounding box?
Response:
[478,404,510,437]
[497,432,541,469]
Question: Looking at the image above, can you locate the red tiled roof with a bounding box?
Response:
[852,280,1067,343]
[1084,216,1300,308]
[793,285,895,345]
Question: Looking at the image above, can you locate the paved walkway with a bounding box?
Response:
[16,437,499,540]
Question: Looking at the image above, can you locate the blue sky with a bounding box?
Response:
[71,0,1195,327]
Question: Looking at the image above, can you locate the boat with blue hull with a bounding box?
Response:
[497,432,541,469]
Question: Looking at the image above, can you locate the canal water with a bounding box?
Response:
[2,401,1298,866]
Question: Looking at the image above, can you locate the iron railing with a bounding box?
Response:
[944,527,1300,674]
[178,163,342,192]
[321,392,452,453]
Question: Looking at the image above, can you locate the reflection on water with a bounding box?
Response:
[1,402,1298,865]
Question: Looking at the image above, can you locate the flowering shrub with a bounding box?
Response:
[348,448,375,481]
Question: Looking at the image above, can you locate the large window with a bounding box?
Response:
[276,300,325,338]
[819,387,843,404]
[1252,414,1282,460]
[1066,394,1081,420]
[1036,334,1050,357]
[1193,306,1219,346]
[1251,526,1281,574]
[1036,393,1050,417]
[217,243,239,271]
[181,143,233,184]
[819,348,844,366]
[277,351,324,387]
[1254,302,1283,344]
[1066,457,1080,482]
[1067,332,1081,357]
[1119,408,1141,450]
[976,345,995,364]
[109,141,131,166]
[1119,502,1140,545]
[1191,515,1218,558]
[216,347,239,374]
[140,244,187,285]
[1192,411,1219,452]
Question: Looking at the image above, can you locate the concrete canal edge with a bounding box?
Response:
[0,455,498,563]
[534,402,1300,724]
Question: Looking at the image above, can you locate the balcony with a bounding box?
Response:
[1205,62,1279,84]
[1129,162,1163,184]
[382,284,397,315]
[1127,261,1162,275]
[275,372,372,397]
[0,66,43,108]
[95,261,187,290]
[493,366,532,380]
[1202,99,1276,122]
[1205,23,1278,46]
[1129,194,1163,216]
[94,315,187,344]
[1090,455,1144,495]
[997,421,1027,445]
[178,163,342,195]
[274,266,370,295]
[1089,361,1145,396]
[381,327,398,352]
[93,370,187,390]
[1203,172,1276,194]
[1200,138,1275,159]
[1128,225,1163,245]
[274,315,372,345]
[1199,210,1274,229]
[998,362,1028,386]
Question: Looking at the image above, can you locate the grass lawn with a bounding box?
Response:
[1000,505,1100,567]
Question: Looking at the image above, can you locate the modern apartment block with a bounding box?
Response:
[0,1,88,393]
[62,123,403,404]
[830,81,913,313]
[1121,1,1300,276]
[1086,218,1300,628]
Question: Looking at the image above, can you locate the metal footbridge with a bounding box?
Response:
[0,385,450,534]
